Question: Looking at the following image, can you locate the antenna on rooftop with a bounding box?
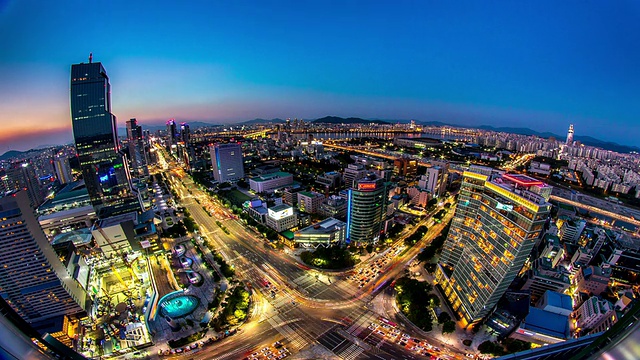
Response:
[89,53,93,63]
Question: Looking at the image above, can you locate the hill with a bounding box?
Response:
[0,150,25,161]
[240,118,286,125]
[312,116,390,125]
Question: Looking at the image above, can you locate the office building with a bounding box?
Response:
[166,119,177,152]
[393,157,418,178]
[573,296,617,335]
[520,258,571,304]
[266,204,297,232]
[346,175,388,245]
[316,171,342,190]
[294,218,346,247]
[283,185,303,206]
[297,191,325,214]
[210,143,245,183]
[343,164,367,188]
[54,156,73,184]
[419,166,448,197]
[0,191,88,324]
[436,169,552,326]
[537,291,573,317]
[70,57,139,217]
[179,122,190,143]
[3,162,44,208]
[574,265,611,297]
[249,172,293,193]
[510,307,570,345]
[126,118,148,178]
[559,219,586,244]
[318,195,348,219]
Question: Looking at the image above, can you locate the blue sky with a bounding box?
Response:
[1,0,639,151]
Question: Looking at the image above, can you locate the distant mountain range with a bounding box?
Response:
[312,116,390,125]
[240,118,285,125]
[2,116,638,160]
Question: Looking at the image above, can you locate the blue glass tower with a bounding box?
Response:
[70,56,140,217]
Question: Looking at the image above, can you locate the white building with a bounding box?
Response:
[249,172,293,193]
[573,296,616,334]
[266,204,297,232]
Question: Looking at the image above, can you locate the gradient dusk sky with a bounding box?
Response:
[1,0,639,152]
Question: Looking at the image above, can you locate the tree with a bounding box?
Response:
[438,312,451,324]
[442,320,456,334]
[478,341,505,356]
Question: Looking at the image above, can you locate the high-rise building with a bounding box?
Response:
[210,143,245,183]
[53,156,73,184]
[4,162,44,208]
[566,124,574,146]
[436,169,552,326]
[419,165,448,198]
[0,191,88,324]
[346,175,388,245]
[126,118,148,178]
[70,57,139,217]
[180,122,190,143]
[166,119,177,153]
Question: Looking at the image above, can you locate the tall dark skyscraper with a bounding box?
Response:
[70,56,140,217]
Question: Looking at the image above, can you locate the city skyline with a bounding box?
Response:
[2,1,640,152]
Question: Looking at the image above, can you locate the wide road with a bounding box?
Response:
[155,154,464,359]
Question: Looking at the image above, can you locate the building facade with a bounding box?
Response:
[436,169,552,326]
[210,143,244,183]
[249,172,293,193]
[0,191,88,323]
[70,59,139,217]
[297,191,325,214]
[346,175,387,245]
[266,204,297,232]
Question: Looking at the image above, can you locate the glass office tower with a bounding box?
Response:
[436,167,552,326]
[70,58,140,217]
[346,175,387,245]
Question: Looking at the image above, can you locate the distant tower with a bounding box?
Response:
[566,124,574,146]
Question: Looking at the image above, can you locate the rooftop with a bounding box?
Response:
[269,204,292,212]
[542,291,573,311]
[251,171,292,182]
[297,217,346,235]
[522,307,570,339]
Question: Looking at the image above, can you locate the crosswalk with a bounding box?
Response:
[266,314,309,350]
[336,343,364,360]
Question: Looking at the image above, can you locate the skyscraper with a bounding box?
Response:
[436,168,552,326]
[0,191,88,324]
[54,155,73,184]
[210,143,245,182]
[4,162,44,208]
[70,56,140,217]
[166,119,177,153]
[126,118,148,178]
[346,174,387,245]
[566,124,574,146]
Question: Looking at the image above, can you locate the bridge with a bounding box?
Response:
[549,195,640,229]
